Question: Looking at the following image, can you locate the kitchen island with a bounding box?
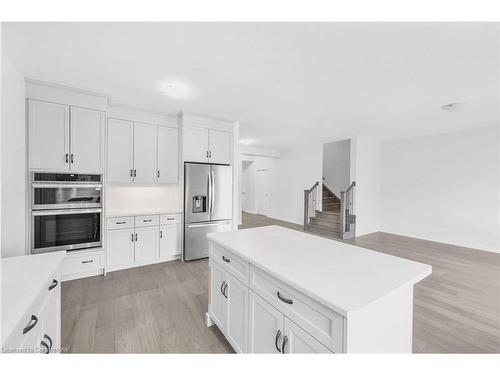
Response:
[206,225,432,353]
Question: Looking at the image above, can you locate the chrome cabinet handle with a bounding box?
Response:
[166,217,175,221]
[23,315,38,334]
[82,259,93,264]
[281,335,288,354]
[157,170,160,178]
[143,219,152,222]
[160,230,163,239]
[275,330,282,352]
[40,340,50,354]
[116,221,126,224]
[223,283,228,298]
[206,150,209,158]
[220,281,225,296]
[65,153,69,163]
[44,334,53,351]
[70,154,74,164]
[277,291,293,304]
[135,233,138,241]
[48,279,58,291]
[131,233,134,242]
[222,255,230,263]
[130,169,133,177]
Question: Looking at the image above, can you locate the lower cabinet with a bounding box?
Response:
[106,228,135,270]
[209,261,248,353]
[135,226,159,262]
[159,224,181,259]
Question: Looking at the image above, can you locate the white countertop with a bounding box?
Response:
[207,226,432,315]
[106,209,182,217]
[1,251,66,344]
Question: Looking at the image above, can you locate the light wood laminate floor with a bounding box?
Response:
[61,212,500,353]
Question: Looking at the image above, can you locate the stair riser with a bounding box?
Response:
[315,211,340,221]
[310,218,340,230]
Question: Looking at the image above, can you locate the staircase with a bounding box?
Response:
[308,185,341,238]
[303,182,356,240]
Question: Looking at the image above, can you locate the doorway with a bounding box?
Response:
[255,169,269,216]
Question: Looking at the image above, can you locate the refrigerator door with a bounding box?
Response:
[184,163,211,223]
[184,220,232,261]
[210,164,233,221]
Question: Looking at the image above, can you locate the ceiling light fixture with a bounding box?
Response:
[160,81,191,99]
[440,102,468,112]
[239,139,254,146]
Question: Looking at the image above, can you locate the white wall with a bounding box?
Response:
[322,139,351,196]
[351,137,381,237]
[380,127,499,253]
[1,55,26,258]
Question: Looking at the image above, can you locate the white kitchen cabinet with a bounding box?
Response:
[159,224,181,259]
[107,118,134,183]
[28,100,69,171]
[183,126,209,163]
[133,122,158,184]
[283,318,331,354]
[248,291,284,353]
[183,126,232,165]
[226,273,249,353]
[209,261,227,330]
[106,228,135,271]
[208,129,232,165]
[134,226,159,262]
[157,126,179,183]
[70,107,105,172]
[39,286,60,353]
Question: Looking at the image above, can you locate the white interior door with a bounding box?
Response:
[209,129,231,164]
[157,126,178,183]
[134,226,159,262]
[241,167,247,211]
[248,291,284,353]
[256,169,269,216]
[107,118,134,183]
[70,107,104,172]
[28,100,69,171]
[134,122,158,183]
[183,126,209,163]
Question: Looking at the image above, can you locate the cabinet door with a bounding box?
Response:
[107,118,134,183]
[209,261,227,331]
[107,228,135,270]
[208,129,231,165]
[183,126,209,163]
[134,122,158,183]
[134,226,159,262]
[70,107,105,172]
[157,126,179,183]
[248,291,284,353]
[28,100,70,171]
[226,273,249,353]
[40,286,60,353]
[159,224,181,259]
[283,318,332,354]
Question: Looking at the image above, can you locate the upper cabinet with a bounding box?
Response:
[183,125,231,164]
[28,99,105,173]
[107,119,179,184]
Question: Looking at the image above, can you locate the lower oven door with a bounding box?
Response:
[31,209,102,254]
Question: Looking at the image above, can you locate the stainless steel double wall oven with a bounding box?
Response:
[30,172,103,254]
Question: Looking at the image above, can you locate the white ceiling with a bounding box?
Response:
[3,22,499,149]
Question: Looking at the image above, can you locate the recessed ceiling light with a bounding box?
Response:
[441,102,468,112]
[160,81,191,99]
[239,139,254,146]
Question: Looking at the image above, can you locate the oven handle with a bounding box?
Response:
[32,208,102,216]
[32,183,103,188]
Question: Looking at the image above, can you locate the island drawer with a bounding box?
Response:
[61,250,103,277]
[249,265,344,353]
[135,215,159,227]
[160,213,181,225]
[107,216,134,230]
[210,243,249,284]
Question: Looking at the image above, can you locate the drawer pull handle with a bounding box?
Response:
[160,230,163,239]
[223,283,228,298]
[44,334,53,351]
[220,281,225,296]
[82,260,94,264]
[48,279,58,291]
[40,340,50,354]
[222,256,230,263]
[281,335,288,354]
[277,291,293,304]
[143,219,152,222]
[166,218,175,220]
[23,315,38,334]
[275,330,282,352]
[116,221,126,224]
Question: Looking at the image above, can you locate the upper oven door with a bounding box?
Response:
[32,183,102,210]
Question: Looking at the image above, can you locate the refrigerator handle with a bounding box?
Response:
[207,168,212,217]
[210,167,215,217]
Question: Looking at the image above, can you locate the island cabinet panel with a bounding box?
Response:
[226,274,249,353]
[209,260,228,331]
[248,291,284,353]
[283,318,332,354]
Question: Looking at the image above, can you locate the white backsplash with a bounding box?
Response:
[105,185,182,215]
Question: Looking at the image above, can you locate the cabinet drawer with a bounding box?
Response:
[61,251,102,277]
[249,265,343,353]
[106,216,134,230]
[159,213,181,225]
[4,272,58,351]
[135,215,159,227]
[210,242,249,284]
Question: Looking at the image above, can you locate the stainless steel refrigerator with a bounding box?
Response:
[183,163,232,261]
